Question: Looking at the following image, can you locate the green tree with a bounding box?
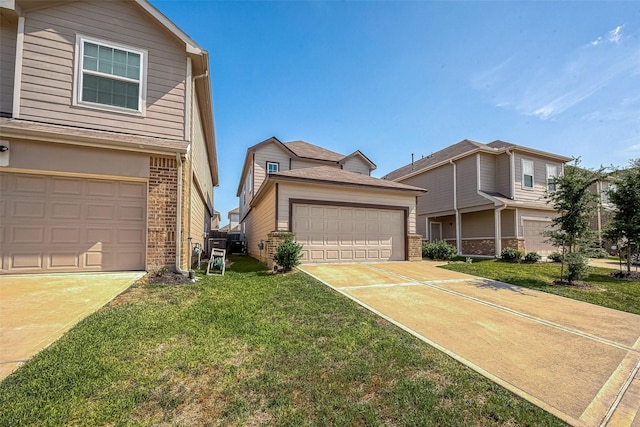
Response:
[604,159,640,274]
[545,159,606,283]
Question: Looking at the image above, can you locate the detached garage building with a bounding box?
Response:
[237,137,425,266]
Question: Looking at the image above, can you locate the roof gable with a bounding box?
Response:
[284,140,345,162]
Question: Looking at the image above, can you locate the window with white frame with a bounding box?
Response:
[267,162,279,174]
[522,159,534,189]
[77,37,145,112]
[546,164,558,192]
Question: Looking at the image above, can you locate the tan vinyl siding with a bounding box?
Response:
[253,143,291,195]
[1,14,16,116]
[277,182,417,234]
[456,155,485,208]
[244,185,276,262]
[501,209,516,237]
[18,0,186,139]
[9,139,149,178]
[461,210,495,238]
[400,163,454,216]
[478,153,496,192]
[513,153,562,202]
[416,214,427,237]
[496,153,511,197]
[342,156,371,175]
[190,98,214,213]
[433,215,457,240]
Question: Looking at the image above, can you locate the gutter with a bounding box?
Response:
[450,159,462,255]
[175,153,187,274]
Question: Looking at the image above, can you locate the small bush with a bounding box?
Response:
[565,252,590,284]
[500,247,523,263]
[523,251,541,264]
[273,234,303,272]
[422,240,457,261]
[586,247,609,259]
[548,252,564,263]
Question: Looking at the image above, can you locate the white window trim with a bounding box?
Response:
[73,35,148,115]
[267,162,279,174]
[546,164,558,192]
[522,159,534,190]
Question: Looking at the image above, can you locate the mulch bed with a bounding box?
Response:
[610,270,640,280]
[552,280,599,289]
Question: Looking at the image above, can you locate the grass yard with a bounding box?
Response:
[0,256,565,426]
[442,260,640,315]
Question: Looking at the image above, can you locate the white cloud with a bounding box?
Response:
[591,25,625,46]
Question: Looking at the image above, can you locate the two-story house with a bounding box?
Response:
[237,137,425,266]
[383,140,572,257]
[0,0,218,274]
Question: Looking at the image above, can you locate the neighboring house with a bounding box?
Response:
[591,178,615,250]
[0,0,218,274]
[383,140,572,257]
[237,137,425,266]
[212,210,222,230]
[218,207,240,233]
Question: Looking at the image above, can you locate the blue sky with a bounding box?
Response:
[151,0,640,226]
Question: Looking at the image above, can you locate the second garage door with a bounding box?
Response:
[522,219,556,256]
[292,204,405,263]
[1,172,147,273]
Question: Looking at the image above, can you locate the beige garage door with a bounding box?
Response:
[522,219,555,256]
[1,172,146,273]
[292,204,405,263]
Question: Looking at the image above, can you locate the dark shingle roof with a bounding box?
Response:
[382,139,489,181]
[272,166,426,193]
[283,140,345,162]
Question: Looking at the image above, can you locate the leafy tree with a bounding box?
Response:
[604,159,640,274]
[545,159,606,283]
[273,234,303,272]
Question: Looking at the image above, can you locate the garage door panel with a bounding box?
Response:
[13,175,46,193]
[292,203,405,263]
[51,227,80,243]
[1,173,146,273]
[87,180,116,197]
[119,205,145,221]
[49,252,80,269]
[13,200,45,217]
[52,177,82,195]
[522,220,555,256]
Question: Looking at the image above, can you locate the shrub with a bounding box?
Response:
[548,252,564,263]
[500,247,523,262]
[523,251,541,264]
[588,247,610,259]
[565,252,590,284]
[273,234,303,272]
[422,240,457,261]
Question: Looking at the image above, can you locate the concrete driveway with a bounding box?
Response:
[0,272,144,381]
[299,262,640,427]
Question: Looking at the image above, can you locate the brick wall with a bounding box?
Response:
[267,231,295,269]
[408,234,422,261]
[147,156,178,271]
[461,239,495,256]
[502,238,525,253]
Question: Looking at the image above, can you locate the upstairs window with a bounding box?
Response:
[546,164,558,192]
[522,159,534,189]
[76,37,146,113]
[267,162,279,174]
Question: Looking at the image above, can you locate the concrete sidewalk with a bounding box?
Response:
[299,262,640,427]
[0,272,144,381]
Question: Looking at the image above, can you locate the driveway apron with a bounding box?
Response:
[0,272,144,381]
[299,262,640,427]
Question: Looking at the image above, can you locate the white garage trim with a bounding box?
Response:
[289,199,408,263]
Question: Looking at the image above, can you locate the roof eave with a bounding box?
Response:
[269,174,427,195]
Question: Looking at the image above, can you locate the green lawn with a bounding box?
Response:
[442,260,640,315]
[0,256,565,426]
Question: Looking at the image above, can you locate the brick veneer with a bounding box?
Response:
[147,156,178,272]
[266,231,294,269]
[408,234,422,261]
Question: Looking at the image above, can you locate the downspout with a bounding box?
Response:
[507,148,515,199]
[450,159,461,255]
[175,153,187,274]
[495,204,507,257]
